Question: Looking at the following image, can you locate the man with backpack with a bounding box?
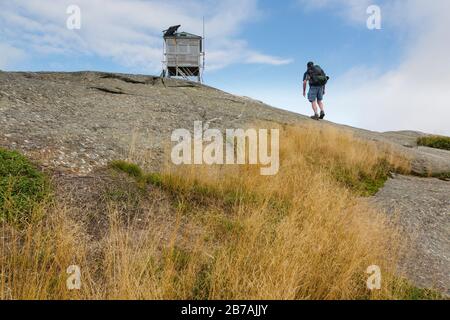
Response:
[303,61,329,120]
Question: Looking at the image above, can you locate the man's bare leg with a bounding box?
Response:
[317,100,324,112]
[311,101,319,115]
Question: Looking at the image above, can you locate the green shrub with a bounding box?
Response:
[0,148,48,221]
[333,160,390,196]
[145,173,163,187]
[398,279,443,300]
[433,172,450,180]
[417,136,450,151]
[110,160,144,179]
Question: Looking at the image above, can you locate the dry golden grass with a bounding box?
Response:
[1,124,418,300]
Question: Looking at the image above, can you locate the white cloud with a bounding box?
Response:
[245,52,293,66]
[0,0,292,72]
[0,43,26,69]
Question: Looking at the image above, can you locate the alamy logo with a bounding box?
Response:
[366,265,382,290]
[171,121,279,176]
[66,5,81,30]
[66,265,81,290]
[367,5,382,30]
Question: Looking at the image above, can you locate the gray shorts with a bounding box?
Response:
[308,86,324,102]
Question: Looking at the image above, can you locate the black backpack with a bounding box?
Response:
[308,65,329,86]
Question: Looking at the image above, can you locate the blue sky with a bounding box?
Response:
[206,0,402,102]
[1,0,449,135]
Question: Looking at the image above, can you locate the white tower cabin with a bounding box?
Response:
[163,25,204,83]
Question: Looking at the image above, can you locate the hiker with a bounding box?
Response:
[303,61,329,120]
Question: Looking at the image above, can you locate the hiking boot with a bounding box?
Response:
[319,111,325,119]
[310,114,320,120]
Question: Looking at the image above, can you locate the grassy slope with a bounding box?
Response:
[1,124,443,300]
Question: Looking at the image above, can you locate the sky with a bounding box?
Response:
[0,0,449,135]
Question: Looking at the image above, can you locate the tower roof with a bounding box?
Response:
[163,25,202,39]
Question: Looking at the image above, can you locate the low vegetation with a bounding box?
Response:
[433,172,450,180]
[0,148,48,222]
[417,135,450,151]
[2,124,441,300]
